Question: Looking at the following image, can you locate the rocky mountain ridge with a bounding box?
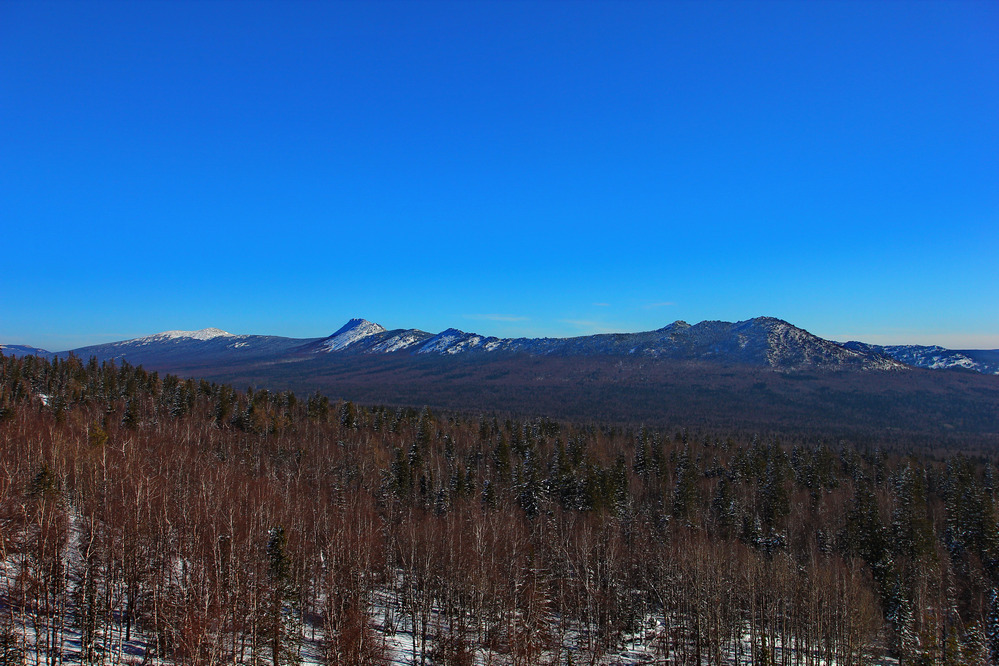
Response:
[298,317,905,371]
[842,341,999,375]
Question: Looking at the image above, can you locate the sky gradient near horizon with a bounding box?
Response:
[2,1,997,351]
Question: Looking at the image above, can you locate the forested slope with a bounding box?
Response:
[2,353,999,664]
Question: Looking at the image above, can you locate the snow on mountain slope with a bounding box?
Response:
[311,316,908,370]
[13,316,994,374]
[886,345,977,370]
[0,344,52,358]
[316,319,388,352]
[743,317,903,371]
[133,327,235,343]
[59,328,320,365]
[368,330,432,353]
[843,341,999,374]
[417,328,500,354]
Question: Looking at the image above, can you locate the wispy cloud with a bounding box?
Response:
[592,302,611,307]
[463,314,529,322]
[643,301,676,309]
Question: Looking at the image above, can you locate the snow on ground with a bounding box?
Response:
[0,581,900,666]
[1,512,897,665]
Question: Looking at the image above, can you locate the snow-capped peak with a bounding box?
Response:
[318,318,387,352]
[147,328,233,341]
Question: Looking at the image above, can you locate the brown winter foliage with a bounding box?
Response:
[1,353,999,665]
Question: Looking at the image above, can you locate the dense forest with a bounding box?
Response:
[2,352,999,665]
[148,351,999,440]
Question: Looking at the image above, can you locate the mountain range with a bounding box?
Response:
[3,316,996,374]
[4,317,998,436]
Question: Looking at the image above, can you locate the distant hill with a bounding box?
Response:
[0,344,52,358]
[65,327,311,367]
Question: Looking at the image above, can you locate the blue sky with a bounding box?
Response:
[2,0,997,350]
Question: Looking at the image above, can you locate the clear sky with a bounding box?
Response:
[2,0,997,351]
